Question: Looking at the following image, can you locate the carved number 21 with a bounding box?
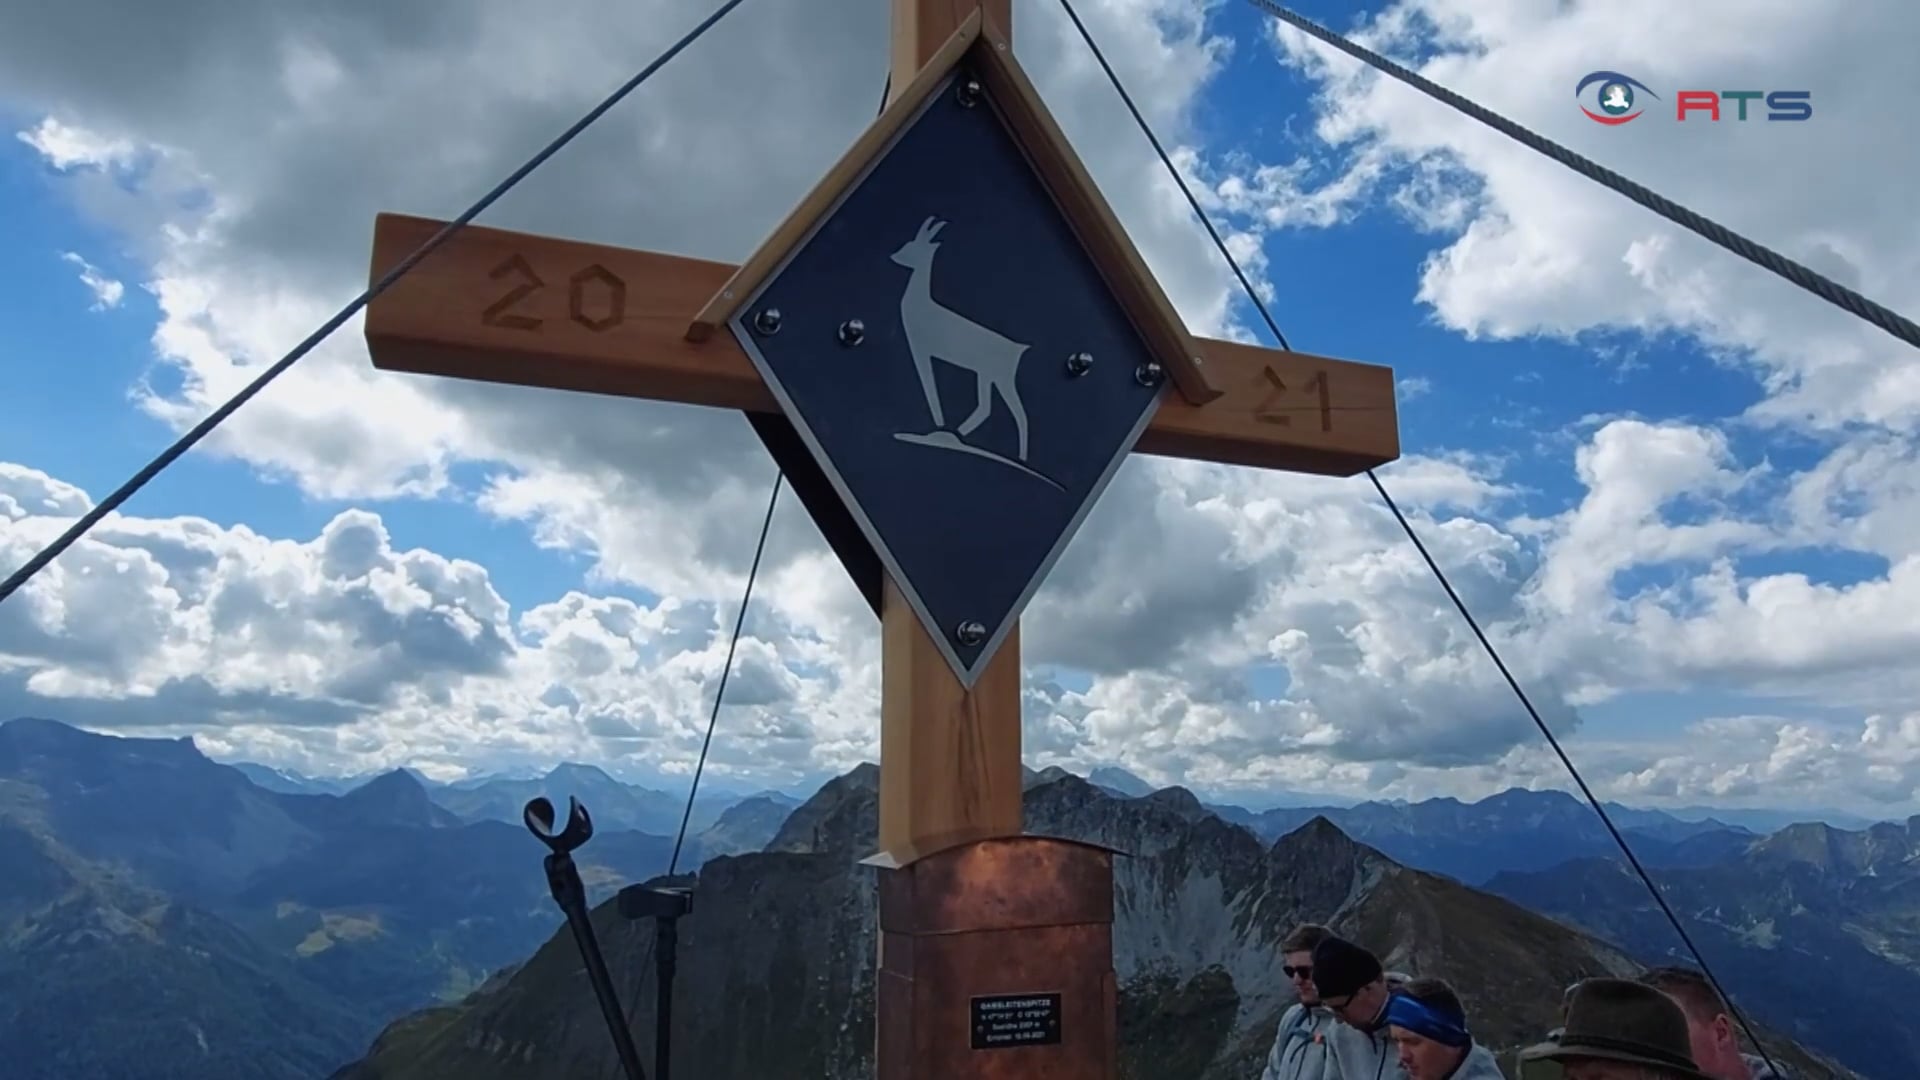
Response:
[1255,367,1333,432]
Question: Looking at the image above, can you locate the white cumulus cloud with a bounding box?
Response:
[0,0,1916,817]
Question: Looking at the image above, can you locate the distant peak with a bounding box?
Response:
[764,762,880,853]
[1772,820,1840,840]
[839,762,879,789]
[786,762,877,807]
[1750,820,1849,869]
[346,769,430,800]
[1,716,79,736]
[335,766,456,828]
[1024,768,1099,799]
[1274,815,1360,857]
[0,716,211,765]
[1481,787,1575,808]
[1141,786,1205,816]
[1,716,110,746]
[545,762,616,784]
[1087,766,1154,797]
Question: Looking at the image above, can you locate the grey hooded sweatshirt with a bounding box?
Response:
[1325,1012,1406,1080]
[1444,1043,1505,1080]
[1260,1003,1342,1080]
[1260,1001,1411,1080]
[1264,973,1414,1080]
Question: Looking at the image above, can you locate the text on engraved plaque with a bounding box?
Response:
[970,992,1062,1050]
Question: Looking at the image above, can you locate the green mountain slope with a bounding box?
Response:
[0,818,380,1080]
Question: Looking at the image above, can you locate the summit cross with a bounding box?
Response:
[361,1,1400,1075]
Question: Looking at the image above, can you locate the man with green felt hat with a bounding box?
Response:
[1519,978,1716,1080]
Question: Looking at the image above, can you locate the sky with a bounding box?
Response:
[1,0,1917,817]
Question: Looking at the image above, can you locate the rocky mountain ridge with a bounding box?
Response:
[337,766,1851,1080]
[1,719,1898,1078]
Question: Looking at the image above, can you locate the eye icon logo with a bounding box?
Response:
[1576,71,1658,125]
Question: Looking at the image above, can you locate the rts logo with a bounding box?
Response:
[1575,71,1813,124]
[1576,71,1657,125]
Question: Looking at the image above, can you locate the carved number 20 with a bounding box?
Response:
[481,255,544,330]
[479,254,628,333]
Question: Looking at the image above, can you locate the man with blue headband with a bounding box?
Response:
[1385,978,1503,1080]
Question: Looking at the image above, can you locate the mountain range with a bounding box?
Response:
[334,767,1851,1079]
[0,717,764,1079]
[1489,817,1920,1079]
[233,758,798,838]
[1200,787,1751,884]
[2,717,1913,1078]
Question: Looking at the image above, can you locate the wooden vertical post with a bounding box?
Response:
[357,4,1395,1073]
[891,0,1014,106]
[877,0,1024,858]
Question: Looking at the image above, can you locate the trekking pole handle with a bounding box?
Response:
[525,797,650,1080]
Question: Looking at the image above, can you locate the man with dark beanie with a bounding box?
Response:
[1310,935,1410,1080]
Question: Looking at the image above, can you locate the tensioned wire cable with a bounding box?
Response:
[0,0,1818,1069]
[1245,0,1919,356]
[606,468,781,1079]
[0,0,754,607]
[0,1,785,1060]
[1052,0,1783,1072]
[604,63,897,1080]
[658,68,892,884]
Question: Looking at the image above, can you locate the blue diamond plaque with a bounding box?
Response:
[728,68,1170,686]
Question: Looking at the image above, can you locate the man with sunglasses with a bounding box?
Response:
[1261,923,1343,1080]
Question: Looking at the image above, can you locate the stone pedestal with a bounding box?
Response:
[865,835,1119,1079]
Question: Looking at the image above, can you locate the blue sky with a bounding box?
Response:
[2,98,1784,616]
[1,108,1773,751]
[0,139,611,611]
[0,0,1912,816]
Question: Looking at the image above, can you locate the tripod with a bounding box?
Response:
[524,796,692,1080]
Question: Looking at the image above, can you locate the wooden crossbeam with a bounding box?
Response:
[359,0,1400,866]
[362,5,1404,1072]
[365,213,1401,478]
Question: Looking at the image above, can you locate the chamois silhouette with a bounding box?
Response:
[890,215,1032,461]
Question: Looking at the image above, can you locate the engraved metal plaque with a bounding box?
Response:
[971,992,1063,1050]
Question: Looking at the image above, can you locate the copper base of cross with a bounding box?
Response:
[360,2,1400,1076]
[869,835,1119,1079]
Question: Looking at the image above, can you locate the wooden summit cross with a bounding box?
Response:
[363,1,1399,1075]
